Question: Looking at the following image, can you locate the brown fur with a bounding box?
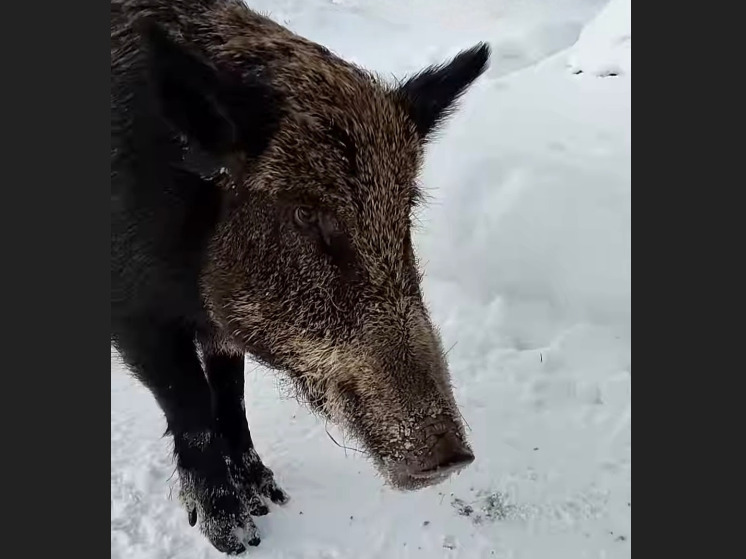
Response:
[113,0,489,490]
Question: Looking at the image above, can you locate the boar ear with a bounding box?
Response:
[398,43,491,139]
[138,19,280,165]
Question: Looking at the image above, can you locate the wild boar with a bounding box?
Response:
[111,0,490,553]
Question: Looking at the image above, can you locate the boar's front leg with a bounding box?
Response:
[112,320,261,554]
[200,345,290,516]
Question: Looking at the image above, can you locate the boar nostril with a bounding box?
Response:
[408,432,475,479]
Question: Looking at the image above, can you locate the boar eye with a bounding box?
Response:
[294,206,316,227]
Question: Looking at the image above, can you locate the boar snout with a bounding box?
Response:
[408,431,475,479]
[390,415,474,490]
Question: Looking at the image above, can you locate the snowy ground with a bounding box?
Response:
[111,0,631,557]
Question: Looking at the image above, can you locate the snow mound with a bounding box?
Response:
[567,0,631,77]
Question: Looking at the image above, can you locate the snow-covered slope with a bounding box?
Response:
[567,0,631,77]
[111,1,631,557]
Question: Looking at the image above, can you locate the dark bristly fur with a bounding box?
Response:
[111,0,490,554]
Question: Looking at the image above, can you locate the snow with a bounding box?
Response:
[111,0,631,557]
[567,0,631,77]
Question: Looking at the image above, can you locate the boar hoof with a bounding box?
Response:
[228,448,290,517]
[179,465,261,554]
